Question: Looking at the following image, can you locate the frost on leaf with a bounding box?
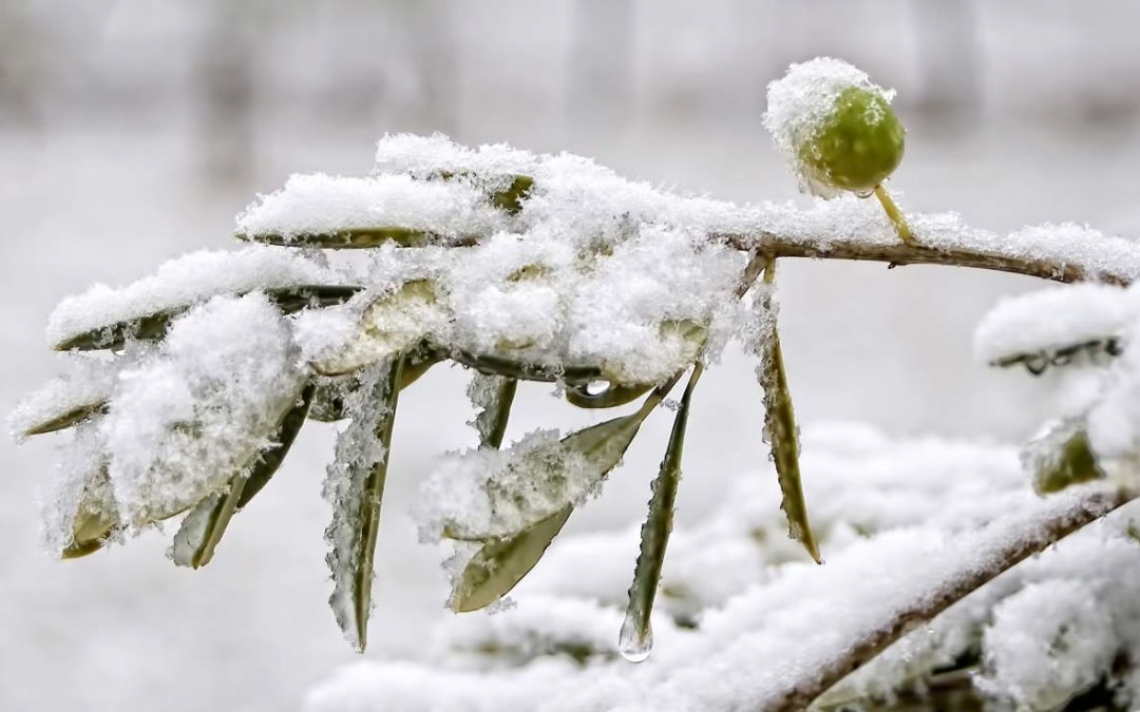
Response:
[741,267,820,563]
[100,293,306,528]
[467,372,517,450]
[421,400,658,543]
[323,359,403,652]
[41,421,118,558]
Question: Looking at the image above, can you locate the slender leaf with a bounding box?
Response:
[54,285,361,351]
[61,465,118,559]
[450,506,573,613]
[1027,421,1106,494]
[620,364,703,662]
[22,401,108,437]
[237,227,437,249]
[324,358,404,652]
[169,383,314,568]
[469,374,517,449]
[757,259,821,563]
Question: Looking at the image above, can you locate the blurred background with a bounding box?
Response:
[2,1,1140,710]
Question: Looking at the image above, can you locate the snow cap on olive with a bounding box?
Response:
[764,57,905,199]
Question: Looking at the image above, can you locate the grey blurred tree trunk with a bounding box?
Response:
[197,1,256,182]
[570,0,635,129]
[391,0,459,133]
[0,4,46,127]
[910,0,981,126]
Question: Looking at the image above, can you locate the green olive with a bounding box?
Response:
[797,86,905,195]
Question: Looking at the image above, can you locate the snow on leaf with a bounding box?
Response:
[169,383,314,569]
[100,293,307,528]
[47,247,344,351]
[235,172,504,246]
[744,261,821,563]
[422,385,670,543]
[467,373,517,450]
[974,283,1129,371]
[620,363,703,663]
[323,358,403,652]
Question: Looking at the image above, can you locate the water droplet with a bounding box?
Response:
[854,188,875,199]
[585,380,611,396]
[618,614,653,663]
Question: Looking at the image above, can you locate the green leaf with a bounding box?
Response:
[21,401,108,437]
[445,347,603,386]
[620,364,702,662]
[325,357,404,652]
[60,465,118,560]
[236,227,437,249]
[1029,422,1106,494]
[470,374,517,450]
[450,506,572,613]
[757,259,821,563]
[490,175,534,215]
[169,383,314,569]
[311,281,445,377]
[54,285,361,351]
[237,382,315,508]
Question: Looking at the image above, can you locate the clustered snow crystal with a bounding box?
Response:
[307,425,1140,712]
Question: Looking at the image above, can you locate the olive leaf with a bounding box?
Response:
[757,259,821,563]
[170,383,315,569]
[55,285,361,351]
[236,226,438,249]
[1026,420,1107,495]
[469,374,517,450]
[990,337,1122,376]
[61,464,118,560]
[433,171,534,216]
[21,400,108,437]
[489,174,534,215]
[311,281,446,377]
[620,363,703,661]
[449,506,572,613]
[324,357,404,652]
[444,384,670,542]
[446,347,603,387]
[446,376,680,609]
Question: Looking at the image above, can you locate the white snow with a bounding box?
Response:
[307,425,1136,712]
[100,293,307,527]
[236,172,505,242]
[46,246,341,349]
[974,282,1129,365]
[7,356,121,439]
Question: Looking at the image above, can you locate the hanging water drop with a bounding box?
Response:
[618,611,653,663]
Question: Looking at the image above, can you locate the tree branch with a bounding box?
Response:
[711,231,1135,286]
[770,486,1136,712]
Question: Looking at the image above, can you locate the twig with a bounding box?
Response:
[710,231,1134,286]
[769,486,1136,712]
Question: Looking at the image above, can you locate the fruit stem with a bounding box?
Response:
[873,184,913,245]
